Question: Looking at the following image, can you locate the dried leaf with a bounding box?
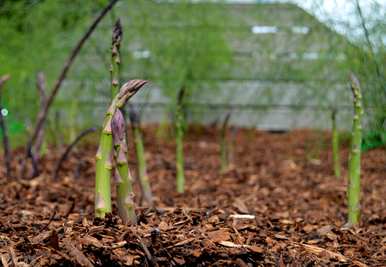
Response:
[218,241,263,253]
[233,198,249,214]
[79,236,104,248]
[207,229,231,242]
[302,244,348,262]
[63,239,94,267]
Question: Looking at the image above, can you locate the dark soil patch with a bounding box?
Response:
[0,127,385,266]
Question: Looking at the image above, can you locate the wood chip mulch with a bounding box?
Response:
[0,127,385,266]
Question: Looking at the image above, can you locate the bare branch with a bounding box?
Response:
[34,72,47,159]
[0,74,12,178]
[53,127,97,180]
[24,0,119,178]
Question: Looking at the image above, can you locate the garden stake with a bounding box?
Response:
[347,73,364,226]
[95,80,147,219]
[331,109,341,178]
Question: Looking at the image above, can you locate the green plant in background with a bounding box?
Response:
[129,0,232,117]
[128,1,231,193]
[331,109,341,178]
[0,0,96,123]
[220,113,231,173]
[334,1,385,148]
[347,74,364,226]
[361,130,386,151]
[95,79,147,221]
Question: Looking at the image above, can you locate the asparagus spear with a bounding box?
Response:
[347,73,364,226]
[95,80,147,219]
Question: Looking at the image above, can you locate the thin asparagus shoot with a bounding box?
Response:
[129,108,153,205]
[110,19,122,98]
[220,113,231,173]
[331,108,341,178]
[347,73,364,226]
[175,87,186,193]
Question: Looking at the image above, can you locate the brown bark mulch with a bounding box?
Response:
[0,126,385,266]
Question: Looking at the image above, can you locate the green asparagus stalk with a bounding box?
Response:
[220,113,231,173]
[110,18,138,221]
[95,19,123,219]
[112,109,137,224]
[95,80,147,219]
[110,19,122,98]
[347,73,364,226]
[331,109,341,178]
[175,87,186,193]
[95,120,113,218]
[129,109,153,205]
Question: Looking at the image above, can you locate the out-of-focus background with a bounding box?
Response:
[0,0,384,143]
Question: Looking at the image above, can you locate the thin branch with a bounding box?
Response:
[0,75,10,87]
[0,74,12,178]
[354,0,381,78]
[53,127,96,180]
[24,0,119,178]
[33,72,48,159]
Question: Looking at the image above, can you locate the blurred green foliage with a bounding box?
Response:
[127,0,232,107]
[0,0,384,149]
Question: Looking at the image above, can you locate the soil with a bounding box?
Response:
[0,126,385,266]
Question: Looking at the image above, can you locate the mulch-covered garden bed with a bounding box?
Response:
[0,127,385,266]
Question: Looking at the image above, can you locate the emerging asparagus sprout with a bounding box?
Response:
[129,109,153,206]
[331,109,341,178]
[220,113,231,173]
[95,80,147,221]
[112,109,137,224]
[347,73,364,226]
[175,87,186,193]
